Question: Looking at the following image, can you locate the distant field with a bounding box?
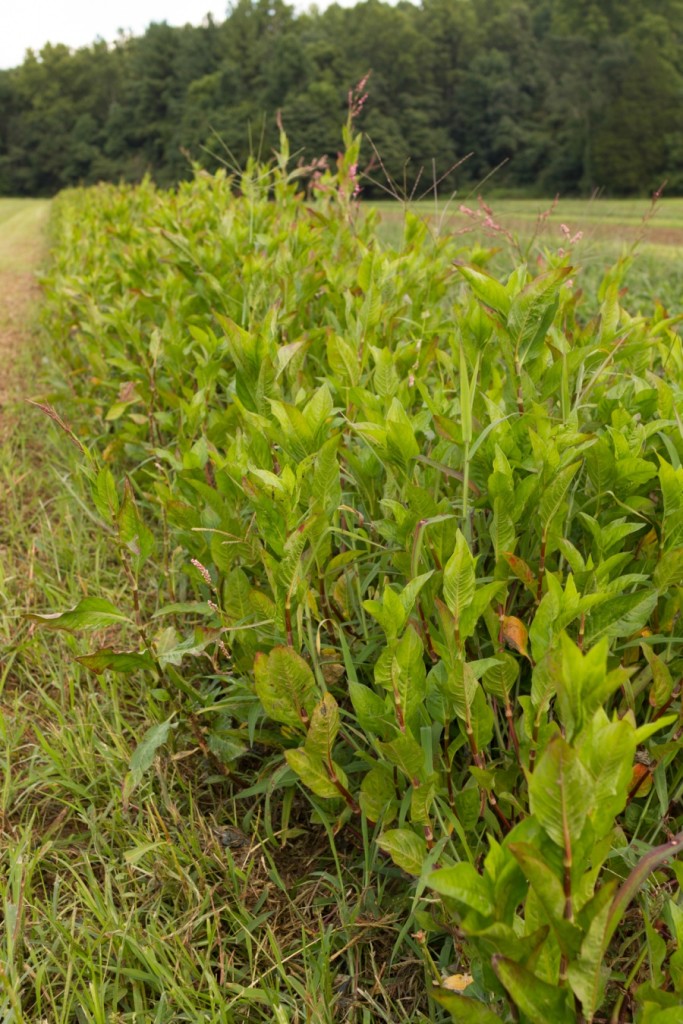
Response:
[371,195,682,313]
[371,196,683,254]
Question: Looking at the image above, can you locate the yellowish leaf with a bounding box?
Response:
[441,973,474,992]
[502,615,529,658]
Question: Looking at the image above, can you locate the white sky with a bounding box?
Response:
[0,1,359,70]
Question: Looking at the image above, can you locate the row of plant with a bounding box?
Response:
[36,120,683,1022]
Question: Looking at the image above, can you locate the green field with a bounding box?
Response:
[372,195,683,313]
[1,176,683,1024]
[371,196,683,271]
[372,196,683,239]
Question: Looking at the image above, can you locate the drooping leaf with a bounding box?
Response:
[77,648,156,675]
[28,597,131,632]
[501,616,529,658]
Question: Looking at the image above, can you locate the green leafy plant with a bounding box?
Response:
[34,121,683,1021]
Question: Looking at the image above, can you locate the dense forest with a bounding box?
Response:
[1,0,683,198]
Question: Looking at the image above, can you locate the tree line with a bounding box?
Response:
[1,0,682,198]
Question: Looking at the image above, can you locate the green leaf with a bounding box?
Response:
[508,268,569,363]
[491,498,515,561]
[327,333,360,385]
[634,714,676,744]
[129,719,173,774]
[648,1010,683,1023]
[311,436,341,515]
[28,597,131,631]
[585,437,616,494]
[444,659,479,721]
[92,466,119,522]
[492,956,574,1024]
[508,843,582,957]
[77,649,156,675]
[411,775,437,825]
[429,862,496,919]
[461,686,495,752]
[359,763,398,824]
[556,634,611,739]
[529,582,562,662]
[285,747,342,801]
[567,896,613,1019]
[444,530,476,624]
[430,990,503,1023]
[482,653,519,701]
[460,581,507,641]
[399,572,434,618]
[304,693,340,761]
[349,681,391,737]
[391,625,428,736]
[377,733,425,782]
[528,735,593,848]
[376,828,427,876]
[253,646,318,731]
[539,461,580,531]
[654,548,683,589]
[456,264,511,318]
[578,713,636,837]
[584,590,657,643]
[363,583,408,640]
[303,383,333,438]
[642,645,675,709]
[658,458,683,550]
[372,346,399,398]
[118,479,155,571]
[386,397,419,469]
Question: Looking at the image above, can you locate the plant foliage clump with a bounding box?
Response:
[38,124,683,1022]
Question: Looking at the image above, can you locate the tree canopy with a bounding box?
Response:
[1,0,682,197]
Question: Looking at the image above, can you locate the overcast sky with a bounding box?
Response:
[0,1,360,70]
